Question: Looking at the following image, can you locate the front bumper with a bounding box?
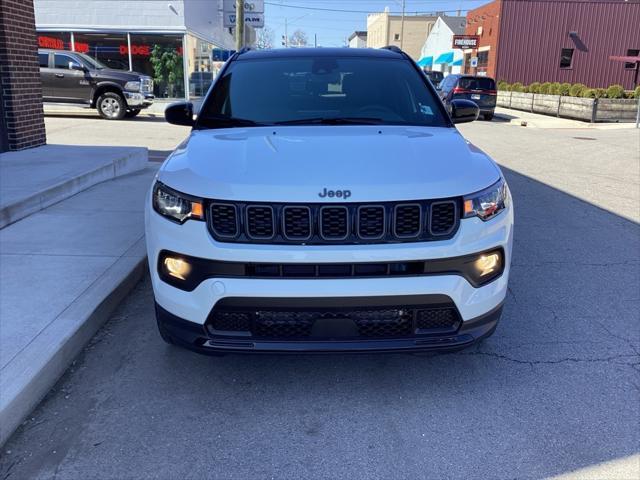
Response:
[156,301,503,354]
[124,91,154,108]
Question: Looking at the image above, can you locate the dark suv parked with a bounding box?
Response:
[438,75,497,120]
[38,49,154,120]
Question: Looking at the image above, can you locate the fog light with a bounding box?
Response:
[475,253,501,277]
[163,257,191,280]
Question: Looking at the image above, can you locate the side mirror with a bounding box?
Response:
[165,102,194,126]
[450,99,479,124]
[70,62,85,71]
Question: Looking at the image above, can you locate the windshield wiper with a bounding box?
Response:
[196,114,269,129]
[274,117,384,126]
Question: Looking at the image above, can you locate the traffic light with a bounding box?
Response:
[281,35,286,46]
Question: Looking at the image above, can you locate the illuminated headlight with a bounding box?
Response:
[152,182,204,224]
[124,81,141,92]
[463,178,509,221]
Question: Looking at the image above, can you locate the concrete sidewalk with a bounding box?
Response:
[494,107,638,129]
[0,144,147,228]
[0,165,157,446]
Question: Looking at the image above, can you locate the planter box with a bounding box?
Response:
[595,98,638,122]
[497,91,511,108]
[509,92,534,112]
[558,96,595,121]
[532,94,560,116]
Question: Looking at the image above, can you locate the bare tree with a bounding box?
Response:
[289,29,308,47]
[255,26,274,50]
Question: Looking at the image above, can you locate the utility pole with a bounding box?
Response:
[284,18,288,48]
[399,0,405,50]
[314,33,317,47]
[235,0,244,50]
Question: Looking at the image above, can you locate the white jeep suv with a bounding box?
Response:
[145,47,513,354]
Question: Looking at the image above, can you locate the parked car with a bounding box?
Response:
[147,46,513,355]
[189,71,214,97]
[38,48,154,119]
[438,75,497,120]
[423,69,444,88]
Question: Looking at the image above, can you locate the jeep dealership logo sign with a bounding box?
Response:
[452,35,480,49]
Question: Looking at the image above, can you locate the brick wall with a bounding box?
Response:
[0,0,46,152]
[464,0,502,79]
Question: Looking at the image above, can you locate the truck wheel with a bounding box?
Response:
[97,92,126,120]
[483,113,494,121]
[125,109,141,118]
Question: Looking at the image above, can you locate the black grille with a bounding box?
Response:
[210,311,251,331]
[394,204,421,238]
[357,206,385,239]
[430,202,457,235]
[246,205,274,239]
[320,206,349,240]
[416,308,460,331]
[206,305,461,340]
[283,206,311,240]
[206,199,460,244]
[210,203,238,238]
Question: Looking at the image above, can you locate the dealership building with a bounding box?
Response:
[462,0,640,89]
[33,0,236,99]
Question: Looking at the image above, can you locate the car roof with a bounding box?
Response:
[236,47,406,61]
[38,49,79,54]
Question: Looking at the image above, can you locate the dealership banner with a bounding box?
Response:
[452,35,480,49]
[223,0,264,28]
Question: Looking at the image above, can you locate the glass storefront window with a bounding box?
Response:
[37,32,71,51]
[129,33,184,98]
[185,34,216,99]
[73,33,129,70]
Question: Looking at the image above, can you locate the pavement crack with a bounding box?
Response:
[458,350,639,368]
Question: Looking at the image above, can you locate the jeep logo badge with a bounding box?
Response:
[318,188,351,199]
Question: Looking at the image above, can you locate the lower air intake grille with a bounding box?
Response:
[415,308,460,331]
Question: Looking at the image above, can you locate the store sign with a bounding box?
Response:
[223,0,264,28]
[119,45,183,56]
[452,35,480,49]
[74,42,89,53]
[38,36,64,49]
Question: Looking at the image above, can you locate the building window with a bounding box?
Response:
[394,33,400,41]
[625,49,639,69]
[73,33,129,71]
[560,48,574,69]
[38,53,49,68]
[477,50,489,68]
[37,32,71,51]
[129,33,185,98]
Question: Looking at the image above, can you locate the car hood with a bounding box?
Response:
[90,68,147,82]
[158,126,501,202]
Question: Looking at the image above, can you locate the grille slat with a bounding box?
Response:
[207,200,459,244]
[320,206,349,240]
[430,201,457,235]
[283,206,312,240]
[246,205,275,239]
[394,204,422,238]
[210,203,238,238]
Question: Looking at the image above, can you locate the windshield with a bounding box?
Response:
[197,56,448,128]
[75,53,107,70]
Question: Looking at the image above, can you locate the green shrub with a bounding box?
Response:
[511,82,524,92]
[606,84,625,99]
[569,83,587,97]
[549,82,561,95]
[528,82,541,94]
[581,89,597,98]
[522,85,530,93]
[558,83,572,96]
[595,88,607,99]
[634,86,640,99]
[539,82,552,94]
[497,80,510,91]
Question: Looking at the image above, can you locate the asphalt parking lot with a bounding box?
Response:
[1,115,638,479]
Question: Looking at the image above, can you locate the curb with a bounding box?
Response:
[0,251,147,446]
[0,148,147,229]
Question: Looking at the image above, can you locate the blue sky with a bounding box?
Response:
[264,0,490,48]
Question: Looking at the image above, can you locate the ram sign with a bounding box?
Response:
[223,0,265,28]
[452,35,480,49]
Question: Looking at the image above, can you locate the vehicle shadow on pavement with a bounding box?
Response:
[2,168,638,480]
[44,113,168,122]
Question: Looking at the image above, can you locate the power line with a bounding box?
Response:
[264,1,471,15]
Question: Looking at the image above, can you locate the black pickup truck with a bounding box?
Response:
[38,48,154,120]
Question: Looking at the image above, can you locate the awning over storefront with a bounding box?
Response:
[417,56,433,67]
[452,58,463,66]
[435,51,454,64]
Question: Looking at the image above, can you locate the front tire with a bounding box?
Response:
[97,92,126,120]
[125,109,141,118]
[483,113,494,121]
